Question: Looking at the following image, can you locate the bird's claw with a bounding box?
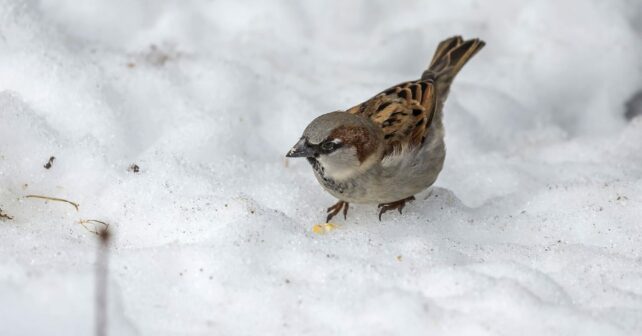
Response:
[377,196,415,221]
[326,201,349,222]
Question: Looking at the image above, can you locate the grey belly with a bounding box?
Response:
[315,139,445,204]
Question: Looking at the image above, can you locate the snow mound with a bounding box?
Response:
[1,0,642,335]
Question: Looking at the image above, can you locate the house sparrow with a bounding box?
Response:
[287,36,485,221]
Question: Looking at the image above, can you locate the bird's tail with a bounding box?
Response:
[421,36,485,96]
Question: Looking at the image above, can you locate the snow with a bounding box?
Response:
[1,0,642,335]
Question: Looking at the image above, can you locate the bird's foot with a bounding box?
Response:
[377,196,415,220]
[326,200,349,222]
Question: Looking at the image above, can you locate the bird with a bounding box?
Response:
[286,36,485,222]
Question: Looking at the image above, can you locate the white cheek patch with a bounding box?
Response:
[317,147,361,181]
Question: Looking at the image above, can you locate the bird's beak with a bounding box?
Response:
[286,138,316,158]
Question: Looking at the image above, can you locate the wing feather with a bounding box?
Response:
[346,79,436,155]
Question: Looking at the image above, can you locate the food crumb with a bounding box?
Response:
[312,223,337,234]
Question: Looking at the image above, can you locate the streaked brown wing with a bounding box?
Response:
[346,79,436,154]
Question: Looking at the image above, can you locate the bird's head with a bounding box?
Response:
[286,112,384,181]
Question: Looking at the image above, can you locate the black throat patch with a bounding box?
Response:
[307,158,348,194]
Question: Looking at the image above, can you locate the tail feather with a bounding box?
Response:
[421,36,485,128]
[421,36,485,91]
[428,36,464,71]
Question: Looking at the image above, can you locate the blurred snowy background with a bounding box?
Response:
[1,0,642,335]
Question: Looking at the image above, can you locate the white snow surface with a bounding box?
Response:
[1,0,642,335]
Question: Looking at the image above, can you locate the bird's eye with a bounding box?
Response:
[320,141,337,152]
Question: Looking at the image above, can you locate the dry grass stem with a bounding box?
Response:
[0,208,13,221]
[79,219,110,235]
[25,194,80,211]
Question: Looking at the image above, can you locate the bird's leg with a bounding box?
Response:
[377,196,415,221]
[326,200,349,222]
